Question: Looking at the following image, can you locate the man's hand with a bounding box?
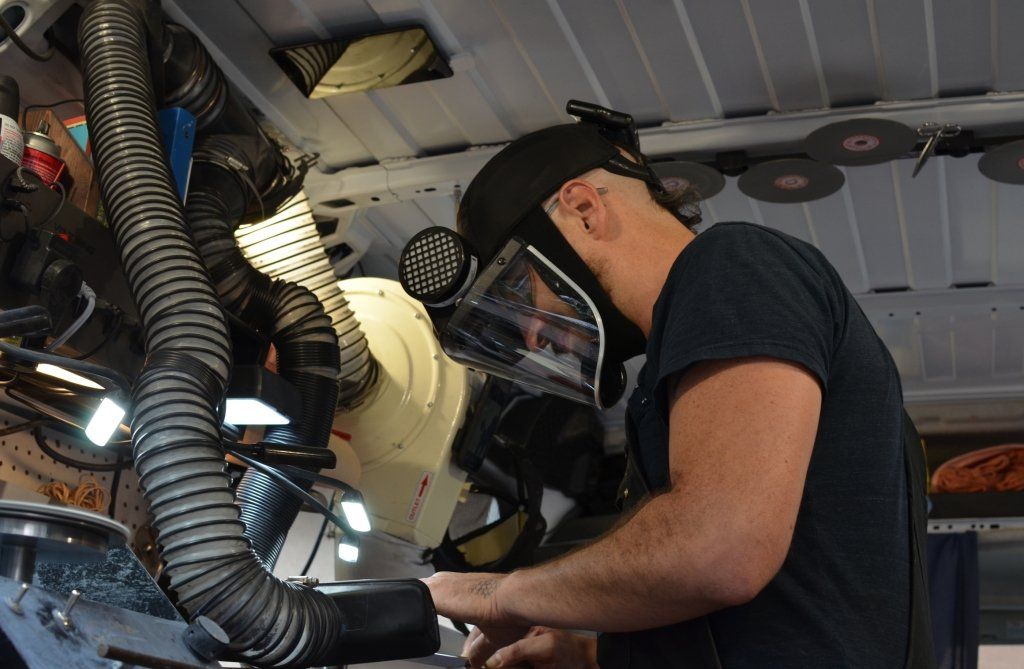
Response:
[424,571,518,627]
[424,572,532,666]
[463,626,599,669]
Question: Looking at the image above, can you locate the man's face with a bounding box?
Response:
[515,265,596,359]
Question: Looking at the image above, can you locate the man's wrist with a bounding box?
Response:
[495,569,532,627]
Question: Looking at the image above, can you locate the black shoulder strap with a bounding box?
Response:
[601,416,723,669]
[902,409,937,669]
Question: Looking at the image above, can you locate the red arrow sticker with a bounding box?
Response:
[407,471,433,523]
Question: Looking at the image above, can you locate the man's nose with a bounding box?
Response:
[522,318,548,352]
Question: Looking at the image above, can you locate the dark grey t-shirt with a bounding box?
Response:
[624,222,910,667]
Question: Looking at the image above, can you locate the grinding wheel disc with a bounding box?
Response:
[651,161,726,200]
[738,159,845,203]
[978,140,1024,185]
[805,118,917,166]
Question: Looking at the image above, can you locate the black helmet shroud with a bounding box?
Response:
[456,124,649,406]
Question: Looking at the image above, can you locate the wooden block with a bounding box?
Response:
[24,109,101,218]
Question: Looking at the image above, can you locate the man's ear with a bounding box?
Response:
[559,180,607,236]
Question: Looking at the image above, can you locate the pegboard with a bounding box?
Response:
[0,409,151,547]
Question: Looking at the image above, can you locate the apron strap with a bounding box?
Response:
[605,415,723,669]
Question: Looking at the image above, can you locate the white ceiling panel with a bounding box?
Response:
[703,179,756,225]
[744,0,827,111]
[421,75,514,146]
[325,95,419,161]
[614,0,720,120]
[892,159,952,290]
[943,155,995,286]
[295,0,379,35]
[805,0,881,106]
[994,0,1024,91]
[363,200,436,251]
[683,1,774,115]
[871,0,935,100]
[410,194,458,229]
[556,1,667,123]
[801,192,871,294]
[489,0,610,111]
[874,314,923,379]
[842,164,911,290]
[933,0,993,96]
[238,1,333,44]
[424,0,565,134]
[995,184,1024,286]
[754,200,814,245]
[993,312,1024,376]
[954,312,997,379]
[920,315,956,381]
[374,85,470,153]
[174,0,1024,167]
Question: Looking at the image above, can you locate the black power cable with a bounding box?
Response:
[32,426,128,472]
[0,12,53,62]
[20,98,85,128]
[300,491,337,576]
[227,448,355,537]
[0,419,45,438]
[107,451,125,519]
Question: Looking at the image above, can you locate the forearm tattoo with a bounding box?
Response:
[470,578,499,598]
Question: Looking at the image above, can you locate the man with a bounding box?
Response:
[403,120,933,668]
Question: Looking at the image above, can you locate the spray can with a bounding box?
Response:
[22,120,66,187]
[0,75,24,165]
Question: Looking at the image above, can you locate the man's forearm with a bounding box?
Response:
[428,360,815,637]
[498,489,749,633]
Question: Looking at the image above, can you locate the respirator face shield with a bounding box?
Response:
[441,237,609,408]
[398,123,658,409]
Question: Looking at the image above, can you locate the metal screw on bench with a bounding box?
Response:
[6,583,29,614]
[53,589,81,629]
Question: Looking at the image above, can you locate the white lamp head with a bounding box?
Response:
[341,496,371,533]
[338,535,360,563]
[84,396,127,446]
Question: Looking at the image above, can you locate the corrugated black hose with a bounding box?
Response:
[186,135,341,568]
[78,1,342,665]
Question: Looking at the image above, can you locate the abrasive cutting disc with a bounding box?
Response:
[651,161,726,200]
[805,118,917,166]
[978,140,1024,185]
[738,159,845,203]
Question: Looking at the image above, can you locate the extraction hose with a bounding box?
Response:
[186,166,340,566]
[159,28,378,408]
[163,6,374,565]
[160,23,304,223]
[79,1,342,665]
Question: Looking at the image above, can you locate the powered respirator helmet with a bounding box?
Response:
[399,103,687,408]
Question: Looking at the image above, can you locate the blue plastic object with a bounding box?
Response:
[158,107,196,201]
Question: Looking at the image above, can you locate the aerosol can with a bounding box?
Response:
[22,120,66,187]
[0,75,24,164]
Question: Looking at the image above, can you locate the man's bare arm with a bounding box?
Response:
[428,357,822,633]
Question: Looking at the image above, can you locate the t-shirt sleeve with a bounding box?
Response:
[653,225,840,418]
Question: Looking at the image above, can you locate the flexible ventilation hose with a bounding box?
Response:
[79,1,342,665]
[161,31,377,410]
[186,134,342,567]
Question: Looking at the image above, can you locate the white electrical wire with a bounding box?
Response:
[46,282,96,351]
